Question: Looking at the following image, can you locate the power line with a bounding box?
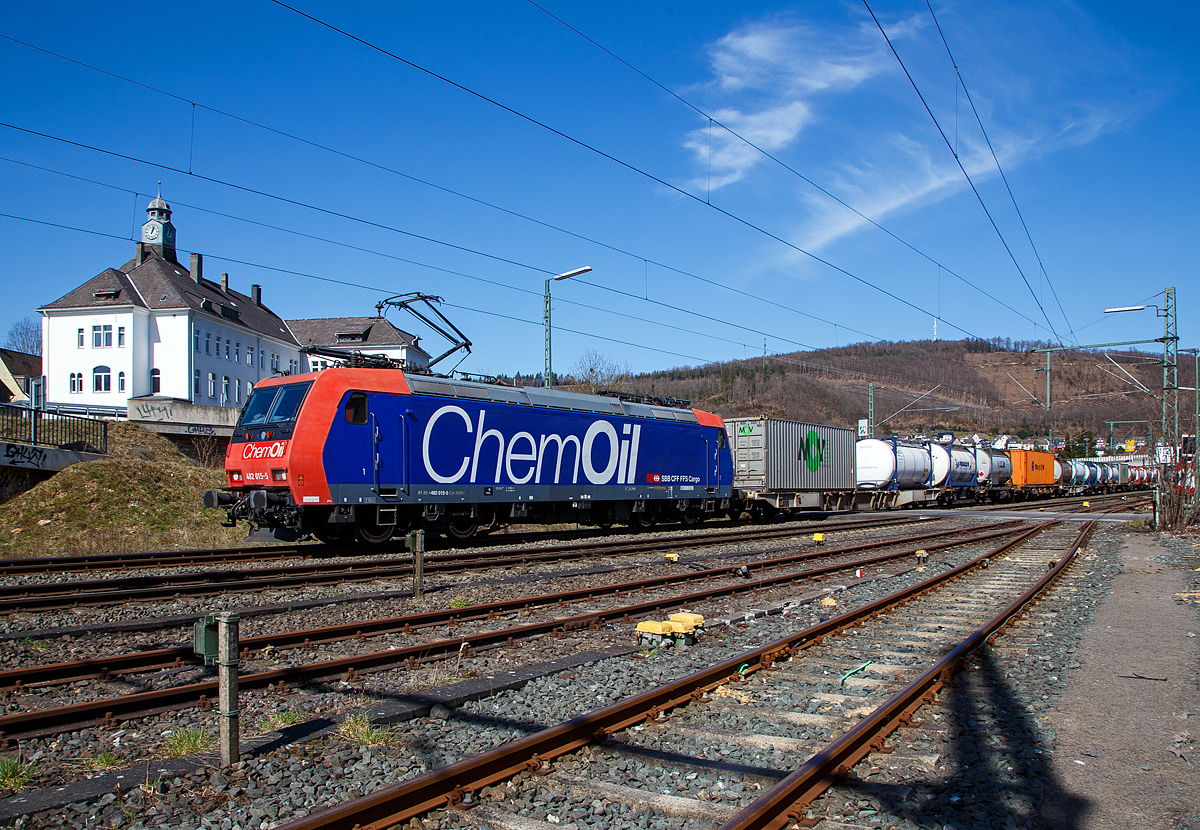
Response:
[861,0,1064,345]
[923,1,1078,345]
[524,0,1044,330]
[0,209,720,365]
[268,0,989,341]
[0,154,813,353]
[0,32,871,341]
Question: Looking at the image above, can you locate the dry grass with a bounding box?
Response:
[0,756,36,791]
[0,422,251,558]
[161,728,213,757]
[257,710,305,734]
[337,713,396,746]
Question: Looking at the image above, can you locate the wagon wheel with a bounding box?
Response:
[446,516,478,540]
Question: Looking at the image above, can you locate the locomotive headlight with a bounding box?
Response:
[272,469,287,482]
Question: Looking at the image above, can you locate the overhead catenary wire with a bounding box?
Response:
[523,0,1043,330]
[267,0,990,342]
[923,1,1078,346]
[861,0,1064,346]
[0,32,871,342]
[0,210,721,366]
[0,154,815,353]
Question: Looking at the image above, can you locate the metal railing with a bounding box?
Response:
[0,402,108,454]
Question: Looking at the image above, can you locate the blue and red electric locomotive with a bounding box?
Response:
[205,367,734,543]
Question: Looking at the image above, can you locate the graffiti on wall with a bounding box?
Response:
[3,443,48,468]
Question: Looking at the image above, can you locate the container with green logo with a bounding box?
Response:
[726,417,856,509]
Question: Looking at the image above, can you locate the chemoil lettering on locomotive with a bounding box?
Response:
[242,441,287,460]
[422,405,643,486]
[798,430,827,473]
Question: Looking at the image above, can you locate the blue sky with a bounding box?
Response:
[2,1,1195,378]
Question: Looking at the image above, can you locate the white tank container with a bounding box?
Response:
[975,447,1012,487]
[1070,460,1088,485]
[1053,458,1064,484]
[929,443,951,487]
[948,447,976,485]
[856,439,931,488]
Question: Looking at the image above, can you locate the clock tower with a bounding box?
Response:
[141,188,177,263]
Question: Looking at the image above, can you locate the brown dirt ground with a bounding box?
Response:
[1036,534,1200,829]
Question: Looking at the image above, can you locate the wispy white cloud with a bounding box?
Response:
[685,5,1156,253]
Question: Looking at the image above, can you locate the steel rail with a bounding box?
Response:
[0,524,1035,743]
[0,513,932,577]
[718,520,1098,830]
[268,524,1052,830]
[0,516,963,613]
[0,522,1024,692]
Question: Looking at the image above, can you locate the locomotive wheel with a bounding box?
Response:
[355,510,396,545]
[630,512,656,530]
[446,516,478,539]
[680,508,704,526]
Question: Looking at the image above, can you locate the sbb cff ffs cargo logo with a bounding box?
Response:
[799,430,827,473]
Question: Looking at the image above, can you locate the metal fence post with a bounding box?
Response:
[216,611,240,766]
[408,530,425,599]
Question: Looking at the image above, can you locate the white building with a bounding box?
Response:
[39,195,304,413]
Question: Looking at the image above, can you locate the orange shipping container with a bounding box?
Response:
[1009,450,1055,487]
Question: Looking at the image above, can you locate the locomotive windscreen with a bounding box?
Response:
[238,381,313,427]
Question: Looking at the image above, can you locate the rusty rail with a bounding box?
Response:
[718,520,1098,830]
[269,524,1050,830]
[0,522,1024,693]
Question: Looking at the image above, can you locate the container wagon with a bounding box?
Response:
[726,417,856,515]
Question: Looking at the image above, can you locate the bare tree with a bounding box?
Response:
[569,349,630,395]
[4,317,41,356]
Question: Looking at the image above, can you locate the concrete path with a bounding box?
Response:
[1036,533,1200,829]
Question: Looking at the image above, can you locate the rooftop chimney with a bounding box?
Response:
[136,242,145,267]
[220,272,229,293]
[190,253,203,284]
[251,284,261,306]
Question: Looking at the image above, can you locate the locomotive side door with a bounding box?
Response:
[371,393,402,493]
[329,391,374,502]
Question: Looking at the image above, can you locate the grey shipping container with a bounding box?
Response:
[727,417,856,510]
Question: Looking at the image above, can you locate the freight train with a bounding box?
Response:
[204,367,1154,542]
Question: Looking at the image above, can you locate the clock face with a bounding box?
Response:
[144,223,160,241]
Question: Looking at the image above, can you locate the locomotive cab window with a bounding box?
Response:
[717,430,727,449]
[238,381,313,428]
[345,392,369,425]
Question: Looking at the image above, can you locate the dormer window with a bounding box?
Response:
[335,329,368,343]
[220,305,240,322]
[93,289,120,301]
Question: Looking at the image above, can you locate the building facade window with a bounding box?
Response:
[77,328,84,348]
[150,368,161,394]
[194,369,201,396]
[93,365,111,392]
[117,327,125,347]
[92,325,113,348]
[235,342,240,362]
[234,378,241,404]
[260,351,265,369]
[247,347,253,366]
[206,333,211,355]
[118,371,125,392]
[225,341,230,360]
[195,329,200,352]
[222,376,230,403]
[69,373,77,393]
[208,372,216,398]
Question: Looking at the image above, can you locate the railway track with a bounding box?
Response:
[0,515,946,613]
[0,492,1128,578]
[0,520,1031,743]
[267,519,1097,830]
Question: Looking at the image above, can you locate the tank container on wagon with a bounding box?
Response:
[1009,449,1056,488]
[1053,458,1065,484]
[728,417,856,493]
[947,447,977,486]
[856,438,931,488]
[974,447,1013,487]
[1068,459,1088,486]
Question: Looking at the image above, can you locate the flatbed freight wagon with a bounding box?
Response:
[726,416,856,515]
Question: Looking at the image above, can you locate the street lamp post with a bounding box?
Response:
[544,266,592,388]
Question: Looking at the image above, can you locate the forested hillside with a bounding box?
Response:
[613,339,1193,442]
